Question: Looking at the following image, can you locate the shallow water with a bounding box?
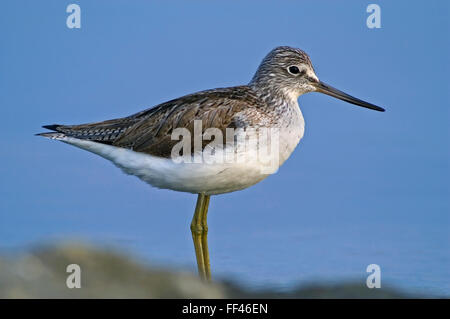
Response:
[2,183,448,297]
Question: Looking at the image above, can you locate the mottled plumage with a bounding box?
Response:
[41,86,281,158]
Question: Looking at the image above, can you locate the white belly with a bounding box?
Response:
[53,106,305,195]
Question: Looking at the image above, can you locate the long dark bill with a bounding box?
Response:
[315,81,385,112]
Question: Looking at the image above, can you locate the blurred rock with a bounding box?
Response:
[224,282,413,298]
[0,244,225,298]
[0,244,415,298]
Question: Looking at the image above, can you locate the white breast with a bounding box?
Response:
[277,102,305,165]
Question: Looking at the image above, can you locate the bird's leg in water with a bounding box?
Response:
[201,195,211,281]
[190,194,211,281]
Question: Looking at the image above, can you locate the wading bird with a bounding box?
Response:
[37,46,384,281]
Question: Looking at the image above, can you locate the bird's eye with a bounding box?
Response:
[288,66,304,75]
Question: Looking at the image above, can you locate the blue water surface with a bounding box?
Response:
[0,1,448,297]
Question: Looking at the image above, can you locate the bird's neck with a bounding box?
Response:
[249,82,300,111]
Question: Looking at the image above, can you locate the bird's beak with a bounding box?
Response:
[314,81,385,112]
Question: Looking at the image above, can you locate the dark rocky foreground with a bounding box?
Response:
[0,244,416,298]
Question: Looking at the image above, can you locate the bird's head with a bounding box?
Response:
[250,46,384,112]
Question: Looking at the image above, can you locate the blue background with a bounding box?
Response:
[1,1,448,296]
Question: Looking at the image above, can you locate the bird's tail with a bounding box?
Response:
[35,124,68,139]
[35,116,138,144]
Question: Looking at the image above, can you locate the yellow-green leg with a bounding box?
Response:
[201,195,211,281]
[190,193,211,281]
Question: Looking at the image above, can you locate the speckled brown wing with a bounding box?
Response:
[112,86,270,158]
[40,86,271,158]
